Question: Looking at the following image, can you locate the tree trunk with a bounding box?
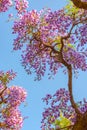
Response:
[72,111,87,130]
[67,65,81,115]
[67,65,87,130]
[71,0,87,10]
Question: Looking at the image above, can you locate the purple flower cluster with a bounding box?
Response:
[45,9,72,36]
[14,0,29,14]
[63,48,87,71]
[0,71,27,130]
[3,86,27,106]
[0,0,12,12]
[76,24,87,47]
[0,70,16,84]
[0,0,29,14]
[13,10,40,50]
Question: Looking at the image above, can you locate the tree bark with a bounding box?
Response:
[72,111,87,130]
[67,65,87,130]
[67,65,81,115]
[71,0,87,10]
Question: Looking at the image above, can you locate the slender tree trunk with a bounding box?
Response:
[67,65,87,130]
[67,65,81,115]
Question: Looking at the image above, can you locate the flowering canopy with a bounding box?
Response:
[12,4,87,80]
[0,0,87,129]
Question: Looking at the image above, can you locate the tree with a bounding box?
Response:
[0,0,87,129]
[12,1,87,130]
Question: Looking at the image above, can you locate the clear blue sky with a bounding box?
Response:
[0,0,87,130]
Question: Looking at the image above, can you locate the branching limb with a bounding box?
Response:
[0,85,7,104]
[62,17,87,40]
[67,65,81,115]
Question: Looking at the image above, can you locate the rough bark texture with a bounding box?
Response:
[72,112,87,130]
[71,0,87,9]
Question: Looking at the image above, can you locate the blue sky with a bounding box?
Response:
[0,0,87,130]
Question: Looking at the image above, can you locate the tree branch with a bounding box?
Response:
[67,65,81,115]
[0,84,7,104]
[59,38,81,115]
[62,17,87,40]
[33,26,84,116]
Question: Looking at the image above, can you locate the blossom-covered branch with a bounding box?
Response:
[0,71,27,130]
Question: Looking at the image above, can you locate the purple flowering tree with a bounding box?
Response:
[12,2,87,130]
[0,0,87,129]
